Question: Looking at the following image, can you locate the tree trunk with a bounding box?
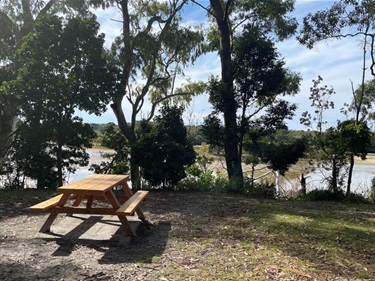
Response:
[56,142,63,188]
[210,0,243,182]
[346,153,355,195]
[331,158,338,193]
[300,173,307,196]
[272,170,281,195]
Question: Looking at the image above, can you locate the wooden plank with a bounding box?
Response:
[37,193,73,232]
[51,207,118,215]
[28,195,64,211]
[58,174,130,193]
[105,189,136,236]
[117,190,149,215]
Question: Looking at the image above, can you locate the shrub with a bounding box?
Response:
[299,189,369,203]
[224,177,275,198]
[243,179,276,198]
[300,189,345,201]
[176,171,227,191]
[370,177,375,203]
[343,193,370,204]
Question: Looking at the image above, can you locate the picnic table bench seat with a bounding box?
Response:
[117,190,149,216]
[28,194,64,211]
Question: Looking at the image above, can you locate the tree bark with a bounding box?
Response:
[210,0,243,182]
[346,153,354,195]
[300,173,307,196]
[331,157,338,193]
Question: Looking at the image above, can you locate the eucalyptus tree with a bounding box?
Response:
[298,0,375,75]
[91,0,205,188]
[192,0,298,182]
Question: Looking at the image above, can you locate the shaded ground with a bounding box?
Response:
[1,189,375,280]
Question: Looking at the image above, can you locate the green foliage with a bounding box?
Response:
[177,169,226,192]
[338,120,372,159]
[299,77,372,194]
[300,76,335,131]
[177,154,227,191]
[259,138,307,176]
[200,0,298,181]
[343,193,371,204]
[298,189,370,203]
[225,177,276,198]
[203,24,300,181]
[1,14,113,188]
[299,189,345,201]
[298,0,375,49]
[201,113,225,150]
[132,106,196,188]
[348,79,375,123]
[233,26,300,105]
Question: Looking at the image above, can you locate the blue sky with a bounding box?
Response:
[78,0,370,131]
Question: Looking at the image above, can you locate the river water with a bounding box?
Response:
[2,149,374,195]
[279,163,375,196]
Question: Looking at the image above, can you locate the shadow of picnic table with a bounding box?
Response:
[39,214,171,264]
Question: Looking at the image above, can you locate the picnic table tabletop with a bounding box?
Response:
[58,174,130,196]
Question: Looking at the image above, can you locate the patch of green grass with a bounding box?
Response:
[148,193,375,280]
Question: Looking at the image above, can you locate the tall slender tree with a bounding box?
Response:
[192,0,298,182]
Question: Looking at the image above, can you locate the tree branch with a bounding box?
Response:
[191,1,215,17]
[370,34,375,77]
[224,0,234,21]
[147,91,194,122]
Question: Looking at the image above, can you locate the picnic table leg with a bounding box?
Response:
[86,196,94,208]
[39,211,59,233]
[105,189,136,237]
[66,195,83,217]
[39,193,71,233]
[119,180,146,221]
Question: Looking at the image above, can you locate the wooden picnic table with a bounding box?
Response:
[28,174,148,237]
